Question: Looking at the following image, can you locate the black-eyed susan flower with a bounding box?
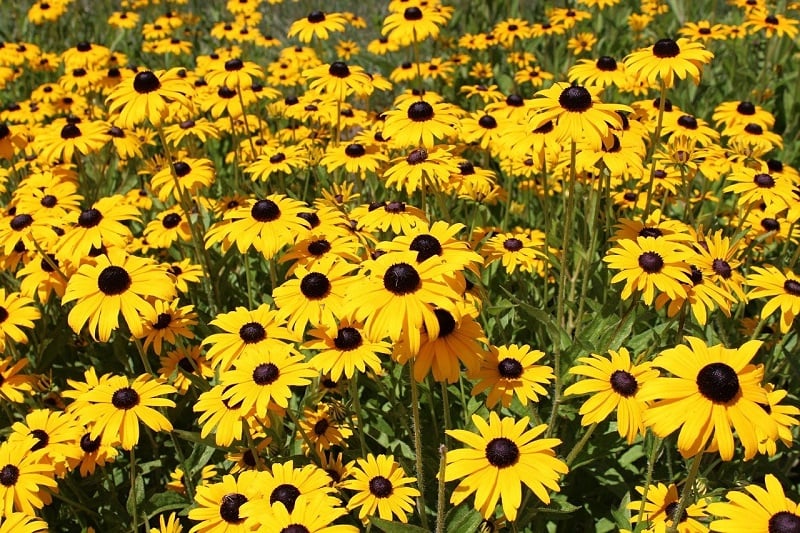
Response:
[150,512,182,533]
[288,11,347,42]
[63,249,175,341]
[382,147,460,195]
[106,68,193,128]
[220,345,317,414]
[297,404,354,455]
[254,494,357,533]
[139,299,197,355]
[0,289,40,352]
[158,345,212,395]
[481,231,547,275]
[624,37,714,88]
[143,209,192,249]
[203,304,296,372]
[0,437,57,516]
[150,157,216,203]
[654,264,736,326]
[382,6,448,45]
[164,259,204,293]
[57,195,140,264]
[747,266,800,333]
[639,337,776,460]
[355,200,428,235]
[319,142,388,179]
[568,56,627,88]
[205,57,263,89]
[305,318,391,381]
[342,453,420,524]
[0,512,48,532]
[527,82,630,147]
[709,474,800,531]
[194,384,254,448]
[304,61,372,100]
[0,357,35,403]
[75,424,119,477]
[470,344,553,408]
[73,374,176,450]
[444,412,568,521]
[205,195,311,258]
[188,472,261,532]
[712,100,775,130]
[344,251,463,355]
[604,236,693,305]
[757,384,800,456]
[564,348,658,443]
[9,408,82,477]
[273,256,357,336]
[743,11,800,38]
[34,117,109,164]
[628,482,709,532]
[382,99,460,149]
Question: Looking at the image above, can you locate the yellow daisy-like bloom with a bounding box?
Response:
[203,304,296,372]
[344,251,463,355]
[193,384,255,448]
[63,249,176,342]
[444,412,568,521]
[382,147,460,195]
[480,231,548,275]
[189,471,261,532]
[304,61,373,100]
[288,11,348,42]
[0,437,57,517]
[0,512,48,533]
[470,344,554,408]
[564,348,659,443]
[342,454,420,524]
[382,6,449,45]
[746,266,800,333]
[624,37,714,88]
[604,236,693,305]
[204,57,263,89]
[0,289,40,352]
[0,357,35,403]
[527,82,631,148]
[205,194,311,259]
[239,460,340,529]
[742,11,800,38]
[382,99,460,149]
[220,345,317,414]
[73,374,176,450]
[297,404,354,455]
[724,166,793,211]
[150,157,216,203]
[272,256,358,336]
[708,474,800,531]
[106,68,193,128]
[150,512,182,533]
[9,408,82,477]
[319,141,388,179]
[158,345,213,395]
[629,482,709,533]
[304,318,391,381]
[140,299,198,355]
[639,337,776,461]
[756,384,800,456]
[57,194,141,264]
[255,494,357,533]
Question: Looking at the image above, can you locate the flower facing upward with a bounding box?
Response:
[624,37,714,88]
[527,82,631,147]
[106,68,193,128]
[564,348,658,443]
[342,454,420,524]
[0,437,57,517]
[445,412,568,521]
[382,6,449,45]
[304,318,392,381]
[382,99,460,148]
[708,474,800,532]
[628,482,709,533]
[73,374,176,450]
[288,11,348,42]
[344,251,463,355]
[470,344,554,408]
[639,337,776,460]
[304,61,373,100]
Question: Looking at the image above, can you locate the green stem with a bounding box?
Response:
[642,81,668,221]
[350,373,369,457]
[637,435,662,526]
[244,251,255,309]
[169,431,195,501]
[565,423,597,467]
[409,359,430,530]
[129,448,138,532]
[666,452,704,533]
[435,444,448,533]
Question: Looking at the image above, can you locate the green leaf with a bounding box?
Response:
[126,473,145,519]
[536,494,580,516]
[145,491,187,519]
[370,516,430,533]
[446,504,483,533]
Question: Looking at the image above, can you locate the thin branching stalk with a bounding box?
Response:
[409,358,430,530]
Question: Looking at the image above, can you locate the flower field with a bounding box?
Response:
[1,0,800,531]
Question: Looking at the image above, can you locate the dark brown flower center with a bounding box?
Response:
[0,465,19,487]
[300,272,331,299]
[270,484,301,512]
[639,227,663,238]
[30,429,49,451]
[406,148,427,164]
[479,115,498,129]
[558,86,592,112]
[596,56,617,71]
[225,58,243,71]
[162,213,182,229]
[98,266,132,295]
[410,234,443,262]
[784,280,800,296]
[133,70,161,94]
[745,123,764,135]
[173,161,191,176]
[239,322,266,343]
[711,259,732,279]
[251,199,281,222]
[253,363,280,385]
[10,214,33,231]
[408,101,434,122]
[696,362,740,403]
[609,370,638,397]
[754,173,775,188]
[369,475,393,497]
[78,208,103,228]
[328,61,350,78]
[153,313,172,330]
[111,387,140,409]
[503,238,523,251]
[80,433,101,453]
[498,358,523,378]
[664,501,688,524]
[768,512,800,533]
[307,11,325,23]
[345,143,366,157]
[485,437,519,468]
[677,115,698,129]
[736,101,755,115]
[334,327,362,350]
[383,263,421,295]
[61,123,82,139]
[433,308,456,337]
[307,239,331,256]
[638,251,664,273]
[313,419,329,435]
[404,7,423,20]
[653,38,680,58]
[219,493,247,523]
